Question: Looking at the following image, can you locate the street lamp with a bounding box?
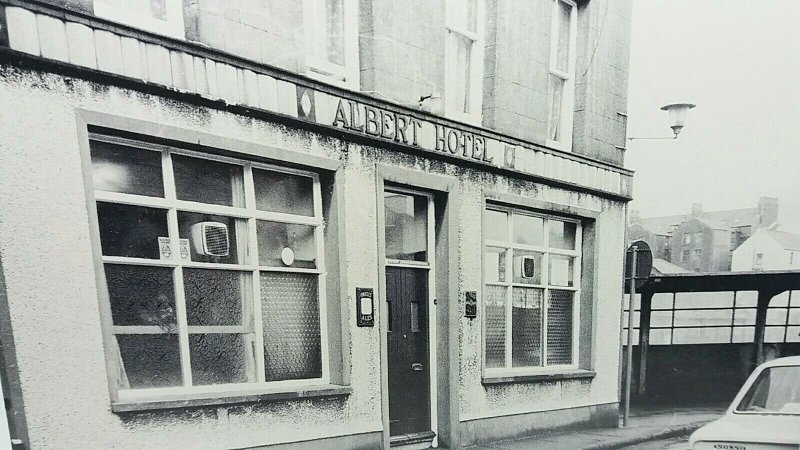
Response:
[621,101,696,427]
[628,102,697,140]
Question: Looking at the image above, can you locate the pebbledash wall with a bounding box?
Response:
[0,0,632,448]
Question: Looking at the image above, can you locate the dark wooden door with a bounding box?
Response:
[386,266,430,436]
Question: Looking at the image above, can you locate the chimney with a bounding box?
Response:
[757,197,779,228]
[691,203,703,218]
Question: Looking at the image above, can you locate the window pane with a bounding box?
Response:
[325,0,345,65]
[512,287,543,367]
[484,247,507,283]
[547,289,574,365]
[384,192,428,261]
[184,269,249,326]
[447,32,472,114]
[548,74,565,141]
[173,154,244,207]
[513,213,544,246]
[261,273,322,381]
[178,211,247,265]
[91,141,164,197]
[465,0,478,32]
[512,250,543,285]
[189,333,256,385]
[102,0,167,20]
[555,0,572,73]
[485,285,507,368]
[253,169,315,216]
[116,334,182,389]
[257,221,317,268]
[485,209,508,241]
[450,0,478,31]
[105,264,176,328]
[548,254,574,287]
[97,202,168,259]
[549,220,576,250]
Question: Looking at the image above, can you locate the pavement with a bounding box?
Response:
[466,405,727,450]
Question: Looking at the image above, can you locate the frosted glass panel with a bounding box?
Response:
[184,269,249,326]
[105,264,176,328]
[484,285,506,368]
[512,287,543,367]
[117,334,182,389]
[189,333,255,385]
[547,290,573,365]
[261,273,322,381]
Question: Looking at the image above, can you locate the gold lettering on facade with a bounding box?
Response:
[332,99,492,164]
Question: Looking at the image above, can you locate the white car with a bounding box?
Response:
[688,355,800,450]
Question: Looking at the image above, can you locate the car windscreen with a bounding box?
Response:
[736,366,800,414]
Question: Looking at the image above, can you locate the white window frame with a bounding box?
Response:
[546,0,577,151]
[89,134,329,403]
[482,206,583,376]
[302,0,360,89]
[754,252,764,269]
[94,0,185,39]
[444,0,485,125]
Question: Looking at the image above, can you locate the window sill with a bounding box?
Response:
[111,384,352,413]
[481,369,595,385]
[546,139,572,153]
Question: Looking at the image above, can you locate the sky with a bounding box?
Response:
[625,0,800,233]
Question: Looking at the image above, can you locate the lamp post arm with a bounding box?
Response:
[627,135,678,141]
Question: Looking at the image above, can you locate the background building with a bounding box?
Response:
[0,0,632,448]
[732,229,800,271]
[628,197,779,272]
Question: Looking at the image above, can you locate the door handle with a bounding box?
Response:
[412,363,423,371]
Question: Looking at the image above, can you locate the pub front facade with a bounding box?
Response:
[0,0,633,448]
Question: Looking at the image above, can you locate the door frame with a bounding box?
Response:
[383,185,437,441]
[376,164,458,449]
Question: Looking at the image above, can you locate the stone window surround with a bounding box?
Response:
[481,192,599,384]
[75,110,349,412]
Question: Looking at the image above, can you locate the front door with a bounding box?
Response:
[387,266,430,436]
[383,189,434,438]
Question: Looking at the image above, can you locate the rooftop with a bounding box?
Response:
[638,207,759,236]
[765,230,800,251]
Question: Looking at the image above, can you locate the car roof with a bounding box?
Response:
[760,356,800,368]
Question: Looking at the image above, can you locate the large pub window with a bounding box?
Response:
[90,135,327,401]
[483,205,582,373]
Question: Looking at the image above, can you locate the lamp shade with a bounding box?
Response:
[660,103,696,136]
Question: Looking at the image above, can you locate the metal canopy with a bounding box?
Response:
[627,269,800,294]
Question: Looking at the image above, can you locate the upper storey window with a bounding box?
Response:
[303,0,360,88]
[94,0,185,39]
[444,0,485,124]
[547,0,577,151]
